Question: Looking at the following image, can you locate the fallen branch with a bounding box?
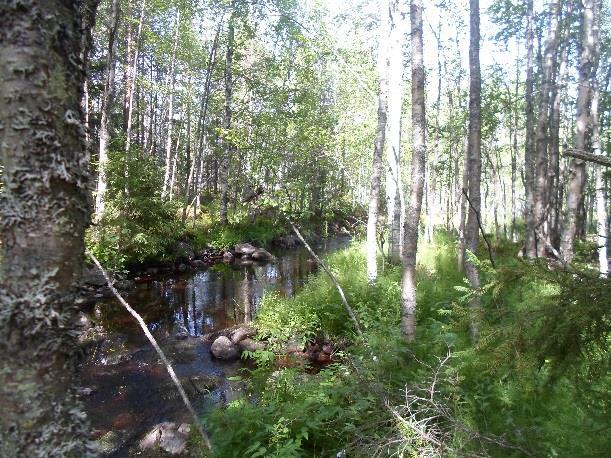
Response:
[285,220,363,336]
[86,251,213,451]
[563,148,611,167]
[534,229,567,266]
[462,189,496,268]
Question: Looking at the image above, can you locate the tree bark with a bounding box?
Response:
[94,0,120,222]
[464,0,482,343]
[124,0,147,156]
[385,0,405,264]
[533,0,561,256]
[524,0,536,258]
[366,0,390,282]
[161,10,181,199]
[220,3,236,226]
[0,1,95,454]
[548,2,571,248]
[401,0,426,341]
[560,0,598,263]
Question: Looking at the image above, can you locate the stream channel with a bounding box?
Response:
[80,235,350,456]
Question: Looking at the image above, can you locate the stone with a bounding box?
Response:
[239,338,266,352]
[223,251,235,263]
[174,325,190,340]
[236,258,254,267]
[234,243,257,256]
[191,259,206,267]
[230,326,257,344]
[210,336,240,360]
[188,375,221,394]
[251,248,274,262]
[177,263,189,273]
[114,279,135,291]
[82,267,107,287]
[139,422,190,455]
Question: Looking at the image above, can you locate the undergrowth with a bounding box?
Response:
[201,231,611,457]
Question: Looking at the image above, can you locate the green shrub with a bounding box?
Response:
[87,146,180,269]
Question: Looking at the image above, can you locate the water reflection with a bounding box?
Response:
[81,236,350,456]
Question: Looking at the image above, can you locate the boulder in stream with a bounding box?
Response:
[139,422,190,455]
[239,338,266,352]
[234,243,257,256]
[251,248,274,262]
[210,336,240,360]
[230,326,257,344]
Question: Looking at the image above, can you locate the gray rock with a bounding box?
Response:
[234,243,257,256]
[188,375,221,394]
[239,338,266,352]
[82,267,107,287]
[139,422,190,455]
[223,251,235,263]
[210,336,240,360]
[114,279,135,291]
[230,326,257,344]
[174,325,190,340]
[191,259,206,267]
[251,248,274,262]
[177,263,189,273]
[236,258,254,267]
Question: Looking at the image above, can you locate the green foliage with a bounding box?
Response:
[202,218,286,250]
[87,145,181,270]
[203,233,611,457]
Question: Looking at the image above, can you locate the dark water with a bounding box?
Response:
[80,236,350,455]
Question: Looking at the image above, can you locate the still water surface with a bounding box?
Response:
[80,236,350,455]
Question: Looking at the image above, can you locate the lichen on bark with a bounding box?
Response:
[0,1,96,455]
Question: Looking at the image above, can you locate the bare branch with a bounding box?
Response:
[86,251,213,451]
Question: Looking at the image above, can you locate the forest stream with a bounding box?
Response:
[79,235,351,456]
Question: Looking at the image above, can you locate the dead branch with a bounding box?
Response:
[86,251,213,451]
[462,189,497,268]
[563,148,611,167]
[286,219,363,336]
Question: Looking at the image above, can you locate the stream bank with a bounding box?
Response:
[78,235,351,456]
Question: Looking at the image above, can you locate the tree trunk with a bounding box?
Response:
[560,0,598,263]
[366,0,390,282]
[94,0,120,222]
[385,0,405,264]
[0,1,95,454]
[457,138,469,270]
[220,3,236,226]
[533,0,561,256]
[401,0,426,341]
[548,2,571,248]
[590,9,607,276]
[161,10,181,199]
[464,0,482,343]
[125,0,147,156]
[524,0,536,258]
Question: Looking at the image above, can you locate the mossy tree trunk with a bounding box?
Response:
[0,0,96,454]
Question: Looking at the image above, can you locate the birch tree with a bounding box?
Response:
[385,0,405,264]
[366,0,390,282]
[464,0,482,343]
[401,0,425,341]
[94,0,120,221]
[0,0,97,453]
